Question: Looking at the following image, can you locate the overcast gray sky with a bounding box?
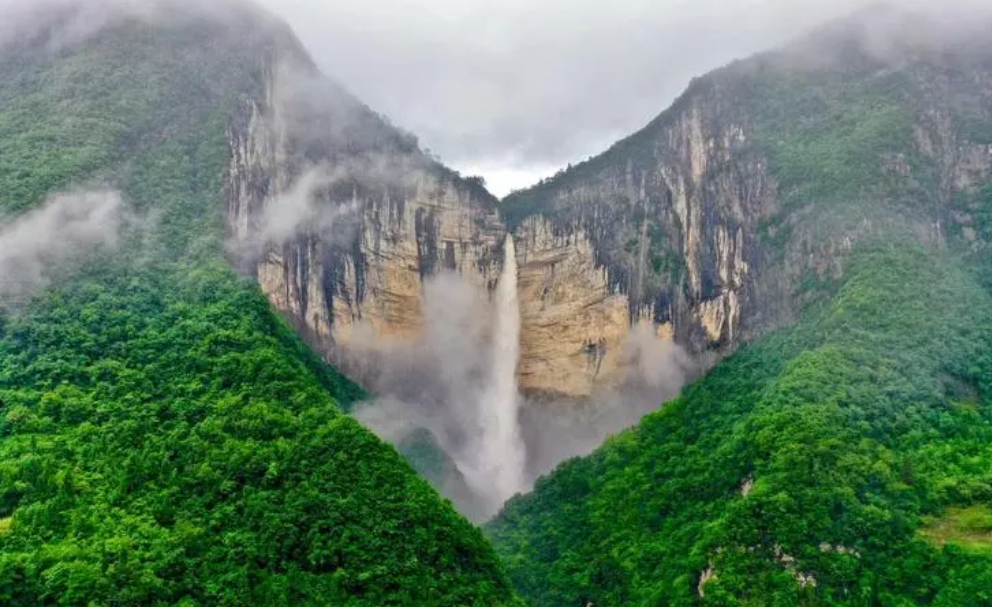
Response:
[254,0,886,195]
[5,0,983,196]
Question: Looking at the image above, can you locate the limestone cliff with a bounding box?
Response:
[225,53,505,386]
[503,12,992,396]
[225,52,770,398]
[224,6,992,400]
[506,81,770,396]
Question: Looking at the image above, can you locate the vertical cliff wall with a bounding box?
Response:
[503,31,992,398]
[505,75,776,397]
[225,57,507,387]
[222,44,767,400]
[223,14,992,402]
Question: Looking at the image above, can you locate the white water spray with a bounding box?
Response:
[353,231,693,520]
[465,234,526,510]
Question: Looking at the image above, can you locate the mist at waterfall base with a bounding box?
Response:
[352,237,695,521]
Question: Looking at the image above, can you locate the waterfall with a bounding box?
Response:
[354,233,529,520]
[469,234,526,512]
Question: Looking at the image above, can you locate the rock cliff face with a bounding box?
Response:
[223,9,992,400]
[223,50,775,398]
[503,19,992,396]
[506,80,775,396]
[224,55,506,386]
[514,219,633,397]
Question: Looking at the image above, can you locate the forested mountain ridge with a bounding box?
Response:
[0,3,521,605]
[488,7,992,606]
[501,5,992,378]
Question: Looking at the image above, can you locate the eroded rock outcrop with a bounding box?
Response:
[224,18,992,401]
[501,35,992,397]
[225,57,505,387]
[503,79,777,396]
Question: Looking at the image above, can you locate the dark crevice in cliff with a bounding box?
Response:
[414,207,440,279]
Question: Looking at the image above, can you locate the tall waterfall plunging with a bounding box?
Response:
[352,228,692,520]
[467,234,526,510]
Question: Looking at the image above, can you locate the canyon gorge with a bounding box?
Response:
[219,11,992,515]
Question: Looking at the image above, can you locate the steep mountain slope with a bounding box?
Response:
[224,29,507,393]
[491,242,992,606]
[501,6,992,395]
[0,3,520,605]
[488,8,992,606]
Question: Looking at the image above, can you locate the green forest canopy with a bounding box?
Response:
[0,13,521,607]
[488,240,992,606]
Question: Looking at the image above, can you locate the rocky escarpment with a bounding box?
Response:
[503,13,992,395]
[225,54,506,387]
[223,6,992,401]
[507,80,772,396]
[226,54,776,400]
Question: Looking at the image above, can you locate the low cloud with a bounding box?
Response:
[519,322,698,483]
[0,0,219,52]
[227,166,362,263]
[226,152,434,265]
[7,0,992,197]
[226,61,436,264]
[259,0,992,193]
[0,190,126,302]
[348,273,502,517]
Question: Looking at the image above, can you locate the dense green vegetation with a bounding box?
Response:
[747,66,917,212]
[489,240,992,606]
[0,260,481,604]
[0,10,520,607]
[0,259,517,606]
[7,4,992,606]
[488,19,992,607]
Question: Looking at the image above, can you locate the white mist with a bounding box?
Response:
[352,232,694,521]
